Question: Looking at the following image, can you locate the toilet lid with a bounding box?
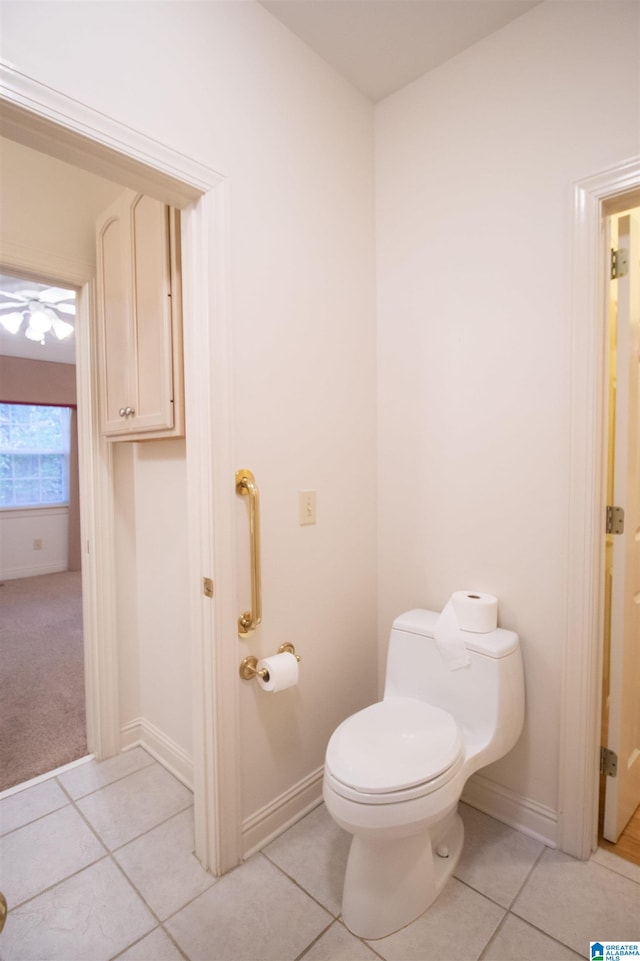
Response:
[326,699,462,795]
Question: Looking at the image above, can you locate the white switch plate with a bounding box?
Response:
[299,490,316,525]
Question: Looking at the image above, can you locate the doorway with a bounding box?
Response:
[598,204,640,866]
[0,270,87,791]
[558,159,640,863]
[0,63,241,875]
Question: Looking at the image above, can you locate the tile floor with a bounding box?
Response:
[1,749,639,961]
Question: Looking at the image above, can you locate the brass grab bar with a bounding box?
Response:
[235,468,262,636]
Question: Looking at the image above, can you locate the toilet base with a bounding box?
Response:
[341,808,464,940]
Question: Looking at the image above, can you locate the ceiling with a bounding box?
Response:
[259,0,542,102]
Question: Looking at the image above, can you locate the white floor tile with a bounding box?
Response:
[76,763,192,850]
[0,858,155,961]
[264,803,351,916]
[455,803,545,906]
[0,805,106,908]
[302,921,380,960]
[114,808,216,920]
[481,914,585,960]
[115,926,186,960]
[512,847,640,955]
[368,878,505,961]
[166,853,332,961]
[0,778,69,836]
[56,747,155,800]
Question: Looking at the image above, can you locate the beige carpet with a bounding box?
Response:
[0,571,87,791]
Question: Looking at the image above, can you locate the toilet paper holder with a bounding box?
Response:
[239,643,301,682]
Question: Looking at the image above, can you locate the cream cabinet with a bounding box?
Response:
[96,190,184,441]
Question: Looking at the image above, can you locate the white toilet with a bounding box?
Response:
[323,608,524,940]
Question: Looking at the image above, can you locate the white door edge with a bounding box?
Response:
[560,156,640,860]
[0,60,241,874]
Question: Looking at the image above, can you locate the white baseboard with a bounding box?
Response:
[242,766,324,859]
[462,772,558,848]
[120,718,194,792]
[0,561,68,580]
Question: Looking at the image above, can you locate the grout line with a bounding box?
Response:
[109,922,191,961]
[501,911,586,958]
[3,852,112,914]
[477,910,511,960]
[158,924,191,961]
[294,918,338,961]
[506,843,547,909]
[454,874,511,911]
[362,931,390,960]
[54,750,157,802]
[0,798,72,840]
[107,801,194,855]
[259,849,337,919]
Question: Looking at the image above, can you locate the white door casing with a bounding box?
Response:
[0,60,241,875]
[603,211,640,842]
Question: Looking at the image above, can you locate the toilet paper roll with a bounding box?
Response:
[256,651,299,692]
[451,591,498,634]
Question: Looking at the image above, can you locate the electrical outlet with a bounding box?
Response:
[299,490,316,526]
[33,539,42,550]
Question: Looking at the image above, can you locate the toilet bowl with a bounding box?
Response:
[323,608,524,940]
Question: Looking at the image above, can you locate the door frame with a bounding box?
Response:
[558,155,640,860]
[0,60,241,874]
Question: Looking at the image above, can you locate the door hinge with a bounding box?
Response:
[203,577,214,599]
[600,746,618,777]
[606,505,625,535]
[611,247,629,279]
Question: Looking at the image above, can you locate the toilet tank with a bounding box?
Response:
[383,609,524,764]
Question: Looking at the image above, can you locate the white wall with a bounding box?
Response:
[376,0,640,834]
[0,507,68,578]
[1,0,378,841]
[132,440,192,770]
[9,0,622,854]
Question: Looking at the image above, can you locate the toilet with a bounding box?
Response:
[323,607,524,940]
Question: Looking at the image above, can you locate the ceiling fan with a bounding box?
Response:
[0,281,76,344]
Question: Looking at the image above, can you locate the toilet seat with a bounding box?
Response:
[325,698,463,801]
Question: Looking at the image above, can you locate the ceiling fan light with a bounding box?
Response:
[28,308,53,334]
[0,312,24,334]
[51,316,74,340]
[25,325,45,343]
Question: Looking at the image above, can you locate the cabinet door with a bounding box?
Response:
[96,190,183,440]
[96,193,134,436]
[129,194,175,432]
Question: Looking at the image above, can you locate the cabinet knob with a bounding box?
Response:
[119,407,135,418]
[119,407,126,417]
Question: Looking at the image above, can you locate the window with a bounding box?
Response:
[0,404,72,509]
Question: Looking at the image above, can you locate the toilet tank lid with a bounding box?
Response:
[392,609,519,658]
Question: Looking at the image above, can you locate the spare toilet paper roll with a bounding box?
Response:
[451,591,498,634]
[256,651,299,693]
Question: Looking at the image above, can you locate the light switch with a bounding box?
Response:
[299,490,316,526]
